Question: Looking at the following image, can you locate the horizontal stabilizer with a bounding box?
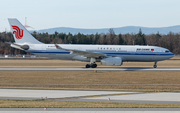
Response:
[5,42,29,50]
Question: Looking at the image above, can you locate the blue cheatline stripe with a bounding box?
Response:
[32,52,70,54]
[99,52,174,56]
[29,51,174,56]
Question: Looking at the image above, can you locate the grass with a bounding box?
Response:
[0,71,180,91]
[0,99,180,108]
[0,58,180,108]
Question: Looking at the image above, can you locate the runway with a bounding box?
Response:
[0,67,180,71]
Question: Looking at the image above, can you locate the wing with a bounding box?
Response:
[55,44,106,58]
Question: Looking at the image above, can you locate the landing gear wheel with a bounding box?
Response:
[85,64,97,68]
[86,64,91,68]
[153,65,157,68]
[153,62,157,68]
[91,64,97,68]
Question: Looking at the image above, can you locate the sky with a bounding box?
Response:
[1,0,180,32]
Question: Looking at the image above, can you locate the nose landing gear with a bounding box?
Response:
[153,62,157,68]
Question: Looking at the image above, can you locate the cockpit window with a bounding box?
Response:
[165,50,170,52]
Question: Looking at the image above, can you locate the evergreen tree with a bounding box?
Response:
[135,29,146,45]
[109,29,116,44]
[118,34,124,45]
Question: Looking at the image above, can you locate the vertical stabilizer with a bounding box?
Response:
[8,18,42,44]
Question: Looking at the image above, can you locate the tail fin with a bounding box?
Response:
[8,18,42,44]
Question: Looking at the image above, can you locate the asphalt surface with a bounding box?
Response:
[61,98,180,104]
[84,92,180,102]
[0,89,179,105]
[0,89,135,100]
[0,67,180,71]
[60,92,180,104]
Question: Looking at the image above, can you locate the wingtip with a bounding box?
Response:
[55,43,61,49]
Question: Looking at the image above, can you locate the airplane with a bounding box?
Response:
[7,18,174,68]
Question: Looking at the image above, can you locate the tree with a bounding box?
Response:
[94,33,100,44]
[118,34,124,45]
[135,29,146,45]
[108,29,116,44]
[67,33,73,44]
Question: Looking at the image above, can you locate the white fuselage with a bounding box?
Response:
[19,44,174,62]
[8,18,175,68]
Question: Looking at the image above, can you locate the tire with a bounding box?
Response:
[92,64,97,68]
[94,64,97,68]
[86,64,90,68]
[153,65,157,68]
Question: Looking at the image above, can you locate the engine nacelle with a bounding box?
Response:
[101,57,122,66]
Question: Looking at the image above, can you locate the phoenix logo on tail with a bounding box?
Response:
[11,25,23,39]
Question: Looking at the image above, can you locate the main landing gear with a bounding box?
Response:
[153,62,157,68]
[86,64,97,68]
[85,58,97,68]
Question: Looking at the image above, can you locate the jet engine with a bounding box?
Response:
[101,57,122,66]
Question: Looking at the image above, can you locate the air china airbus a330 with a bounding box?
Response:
[7,18,174,68]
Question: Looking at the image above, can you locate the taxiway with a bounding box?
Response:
[0,89,179,105]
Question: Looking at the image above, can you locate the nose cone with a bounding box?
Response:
[169,52,175,59]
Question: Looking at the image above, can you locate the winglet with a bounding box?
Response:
[55,43,73,52]
[55,44,62,49]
